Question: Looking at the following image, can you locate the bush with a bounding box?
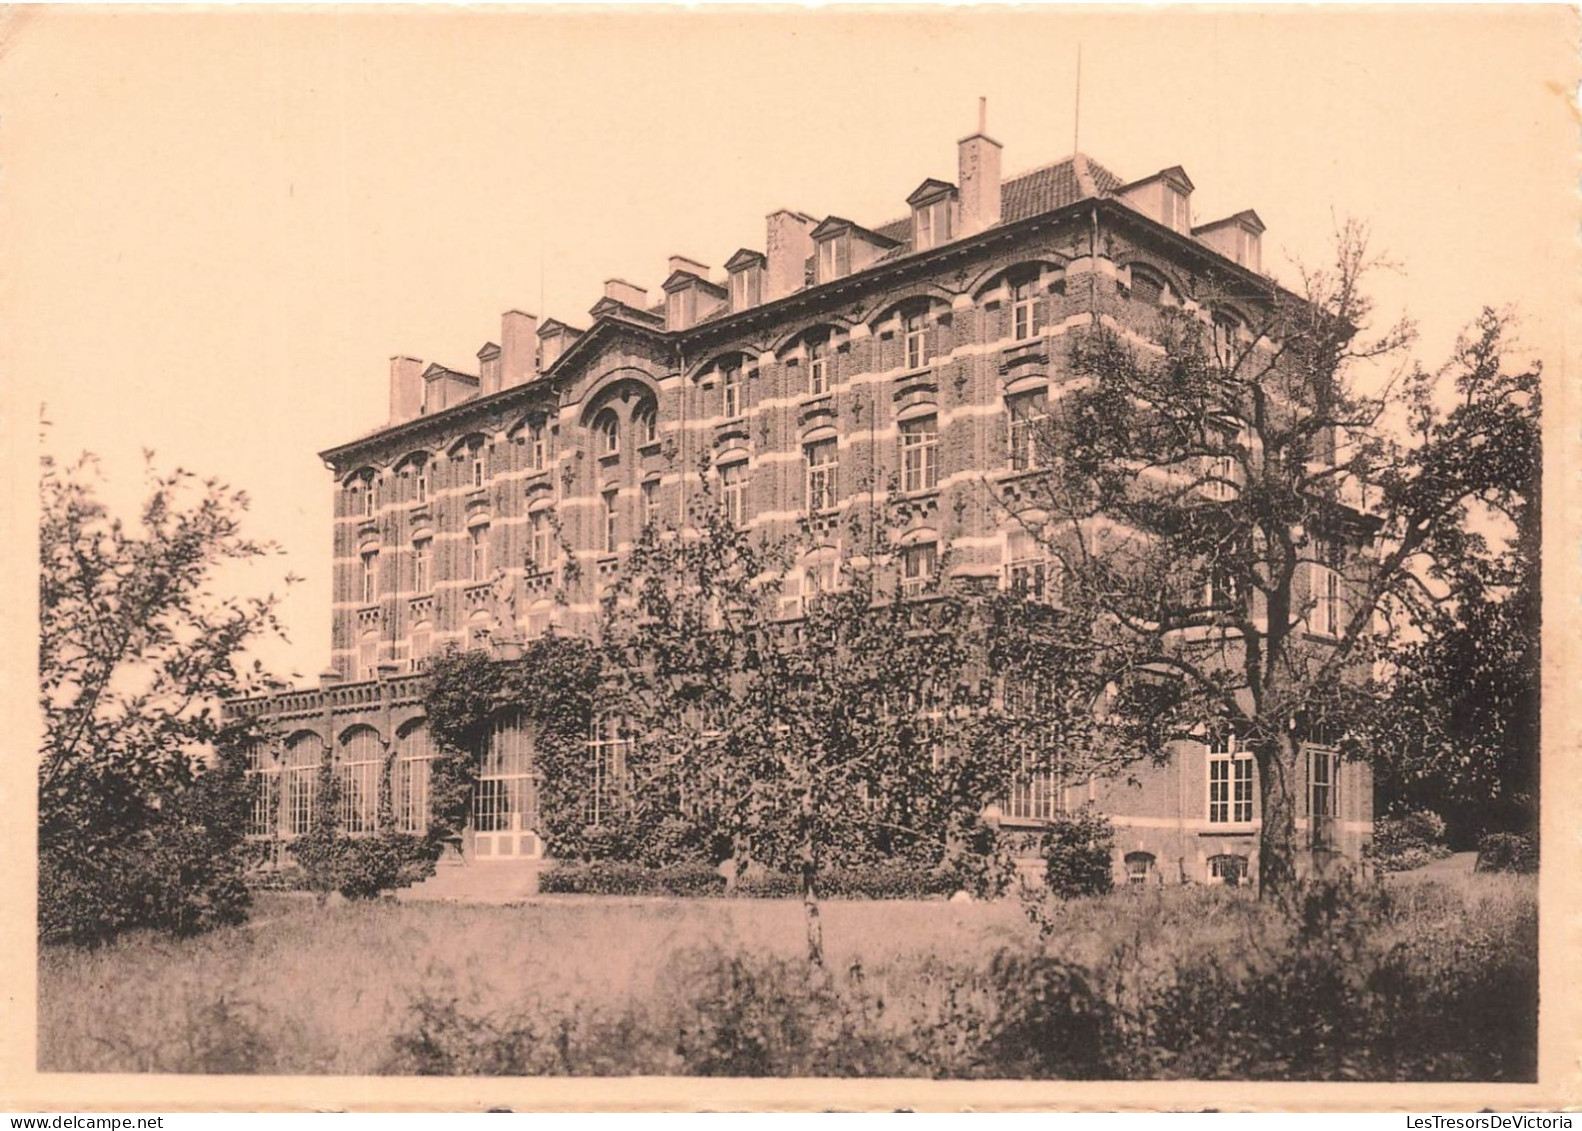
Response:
[1475,831,1537,874]
[731,864,956,900]
[1366,808,1453,873]
[1042,808,1115,898]
[940,817,1018,900]
[538,860,726,897]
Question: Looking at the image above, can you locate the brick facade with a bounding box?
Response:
[231,133,1374,883]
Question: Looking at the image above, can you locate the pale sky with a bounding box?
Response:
[5,6,1575,683]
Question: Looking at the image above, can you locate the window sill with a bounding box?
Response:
[899,487,941,503]
[1200,824,1258,836]
[800,392,835,409]
[598,452,622,466]
[638,440,664,457]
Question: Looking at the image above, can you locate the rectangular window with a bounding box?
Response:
[529,511,553,573]
[1007,389,1049,471]
[416,466,428,503]
[723,363,742,419]
[900,415,939,493]
[805,439,838,513]
[1005,747,1061,822]
[529,423,546,472]
[1005,530,1061,603]
[904,312,929,371]
[471,452,485,490]
[807,341,829,396]
[641,480,661,530]
[720,462,748,526]
[900,542,938,597]
[1011,280,1035,341]
[730,268,761,311]
[603,490,619,554]
[915,200,952,252]
[1308,746,1339,849]
[363,482,376,518]
[412,539,431,593]
[361,552,378,604]
[358,633,378,682]
[470,525,489,581]
[1311,563,1342,637]
[817,236,850,283]
[410,623,432,671]
[1207,736,1254,824]
[587,716,631,826]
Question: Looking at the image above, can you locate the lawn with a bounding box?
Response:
[37,874,1538,1080]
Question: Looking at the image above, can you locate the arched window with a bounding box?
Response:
[595,409,620,457]
[360,549,379,605]
[244,742,279,838]
[587,715,632,826]
[719,459,749,526]
[393,722,435,834]
[524,598,555,640]
[283,732,323,837]
[338,727,382,834]
[474,712,538,841]
[1208,853,1249,887]
[1128,266,1167,307]
[1124,851,1157,886]
[635,402,659,445]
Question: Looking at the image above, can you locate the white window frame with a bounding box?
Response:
[1207,734,1255,825]
[529,510,554,573]
[602,490,619,554]
[641,479,661,531]
[1011,279,1035,341]
[900,541,938,598]
[900,415,939,493]
[1005,530,1061,604]
[805,439,838,513]
[720,460,749,526]
[412,538,431,593]
[596,411,620,457]
[358,631,379,682]
[587,715,631,826]
[1007,389,1050,472]
[393,725,434,834]
[807,340,829,396]
[361,551,378,605]
[529,421,547,472]
[1311,562,1342,638]
[283,735,321,838]
[904,311,929,371]
[1125,852,1156,886]
[410,621,432,671]
[338,729,382,835]
[637,404,658,446]
[722,362,742,419]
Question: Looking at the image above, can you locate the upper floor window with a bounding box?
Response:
[469,524,489,581]
[899,415,939,493]
[900,541,938,598]
[412,537,432,593]
[720,461,749,526]
[357,631,379,684]
[730,267,761,311]
[415,463,428,503]
[602,489,619,554]
[1212,311,1244,362]
[470,450,486,490]
[360,550,378,605]
[528,421,547,472]
[529,510,554,573]
[807,339,830,397]
[805,439,838,513]
[1163,186,1189,233]
[914,198,953,251]
[904,311,930,371]
[1007,389,1049,471]
[722,362,743,420]
[1207,734,1253,824]
[1011,279,1036,341]
[635,403,659,446]
[1129,267,1166,306]
[641,479,661,530]
[1005,530,1061,604]
[410,622,433,672]
[1311,563,1342,637]
[817,235,850,283]
[595,409,620,458]
[362,478,378,518]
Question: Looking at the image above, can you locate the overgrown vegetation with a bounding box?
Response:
[39,874,1535,1080]
[1040,808,1116,898]
[39,452,289,945]
[1364,808,1454,873]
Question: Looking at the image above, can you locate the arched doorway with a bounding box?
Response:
[472,711,543,859]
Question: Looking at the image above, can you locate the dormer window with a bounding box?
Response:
[915,198,953,251]
[666,288,697,331]
[816,234,850,283]
[1163,186,1189,233]
[725,249,766,312]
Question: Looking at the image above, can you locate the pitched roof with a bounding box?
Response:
[1000,154,1125,223]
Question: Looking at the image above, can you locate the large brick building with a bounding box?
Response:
[231,122,1372,885]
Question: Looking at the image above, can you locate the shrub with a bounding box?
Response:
[1042,808,1115,898]
[730,864,955,900]
[538,860,726,897]
[940,817,1018,900]
[1366,808,1453,872]
[1475,831,1537,874]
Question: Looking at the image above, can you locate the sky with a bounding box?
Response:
[4,6,1575,683]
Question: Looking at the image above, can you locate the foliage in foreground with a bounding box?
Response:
[39,875,1535,1081]
[39,453,288,945]
[1365,808,1455,873]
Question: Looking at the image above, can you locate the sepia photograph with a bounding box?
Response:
[4,4,1573,1109]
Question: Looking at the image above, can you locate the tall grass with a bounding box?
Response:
[38,875,1535,1080]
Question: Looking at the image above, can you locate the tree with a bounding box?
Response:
[1003,226,1535,898]
[1364,312,1540,847]
[600,475,1103,963]
[39,451,289,943]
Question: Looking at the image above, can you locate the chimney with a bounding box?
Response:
[765,210,816,301]
[603,279,649,310]
[389,356,424,424]
[477,343,502,395]
[668,256,709,281]
[958,98,1002,237]
[500,310,538,389]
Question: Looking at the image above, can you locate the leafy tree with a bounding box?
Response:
[600,475,1105,963]
[39,452,290,943]
[1364,312,1540,847]
[1003,226,1536,897]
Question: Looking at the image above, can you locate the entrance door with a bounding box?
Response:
[472,713,543,860]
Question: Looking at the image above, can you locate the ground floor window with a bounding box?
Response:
[338,727,382,834]
[1125,851,1156,885]
[1207,734,1254,824]
[244,743,279,838]
[1208,853,1249,887]
[473,712,538,835]
[283,732,323,837]
[394,723,435,834]
[587,715,632,826]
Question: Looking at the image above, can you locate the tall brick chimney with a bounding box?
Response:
[389,356,424,423]
[500,310,538,389]
[764,210,816,302]
[958,98,1002,237]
